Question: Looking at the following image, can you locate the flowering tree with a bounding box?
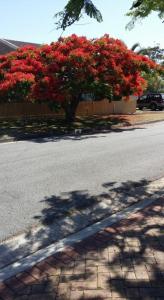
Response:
[0,46,43,102]
[0,34,158,122]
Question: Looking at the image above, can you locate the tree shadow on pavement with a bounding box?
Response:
[0,179,163,300]
[0,179,162,263]
[0,126,146,144]
[29,126,145,144]
[0,116,135,143]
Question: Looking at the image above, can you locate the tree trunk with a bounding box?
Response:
[62,97,80,123]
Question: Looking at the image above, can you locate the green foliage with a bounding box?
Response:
[142,70,164,92]
[127,0,164,29]
[90,81,114,101]
[139,45,164,93]
[54,0,102,30]
[138,46,164,65]
[55,0,164,30]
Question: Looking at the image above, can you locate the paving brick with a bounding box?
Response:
[134,266,149,280]
[124,237,141,246]
[53,251,73,264]
[0,283,8,293]
[110,298,126,300]
[108,253,121,264]
[14,285,32,296]
[121,264,134,273]
[77,239,96,251]
[110,279,125,289]
[5,276,25,292]
[154,251,164,261]
[59,274,75,284]
[27,293,56,300]
[107,245,120,254]
[30,283,47,294]
[74,260,86,274]
[1,198,163,300]
[61,261,75,275]
[94,231,111,243]
[85,250,100,260]
[124,271,136,280]
[139,287,163,298]
[125,279,151,288]
[47,275,60,287]
[14,296,28,300]
[27,266,48,280]
[150,279,164,288]
[71,274,98,290]
[65,247,81,260]
[16,271,37,285]
[99,249,109,262]
[111,287,126,299]
[84,289,112,299]
[0,286,15,300]
[126,287,140,298]
[74,246,86,260]
[70,290,84,299]
[45,256,60,268]
[98,265,110,273]
[56,283,71,299]
[43,281,58,294]
[105,226,118,235]
[86,259,106,267]
[155,288,164,297]
[36,261,60,277]
[97,273,110,289]
[85,266,97,274]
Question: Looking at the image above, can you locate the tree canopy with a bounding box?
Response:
[138,45,164,92]
[127,0,164,29]
[138,46,164,65]
[54,0,164,30]
[0,35,159,121]
[55,0,102,30]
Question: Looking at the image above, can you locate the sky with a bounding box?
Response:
[0,0,163,49]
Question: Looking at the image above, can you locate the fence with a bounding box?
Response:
[77,98,136,116]
[0,98,136,119]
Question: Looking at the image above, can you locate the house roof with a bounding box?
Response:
[0,38,40,55]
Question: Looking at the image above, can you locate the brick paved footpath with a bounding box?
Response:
[0,199,163,300]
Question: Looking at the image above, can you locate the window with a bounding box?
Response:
[153,95,161,99]
[140,95,147,101]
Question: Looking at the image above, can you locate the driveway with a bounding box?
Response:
[0,121,164,241]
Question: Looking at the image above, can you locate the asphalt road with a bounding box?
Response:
[0,122,164,241]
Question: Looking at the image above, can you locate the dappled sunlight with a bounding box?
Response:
[0,178,163,299]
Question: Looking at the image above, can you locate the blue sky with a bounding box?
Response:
[0,0,163,49]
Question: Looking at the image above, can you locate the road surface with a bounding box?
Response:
[0,122,164,241]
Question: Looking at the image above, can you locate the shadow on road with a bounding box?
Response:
[0,179,163,299]
[0,121,146,144]
[30,126,145,144]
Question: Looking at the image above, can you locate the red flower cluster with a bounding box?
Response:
[0,34,158,104]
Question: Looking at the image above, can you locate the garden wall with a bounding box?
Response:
[0,98,136,119]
